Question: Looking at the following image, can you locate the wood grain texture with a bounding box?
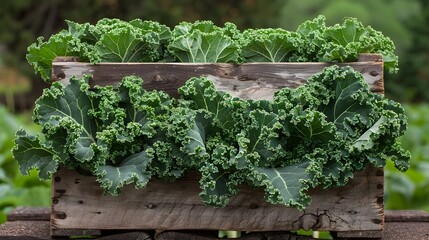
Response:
[155,231,316,240]
[5,208,429,240]
[51,167,383,235]
[385,210,429,222]
[383,222,429,240]
[335,230,382,239]
[0,221,51,240]
[96,232,152,240]
[155,231,220,240]
[52,60,384,100]
[7,207,50,221]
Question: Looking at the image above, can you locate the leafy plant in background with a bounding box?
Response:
[13,66,410,210]
[2,0,428,109]
[0,66,31,112]
[0,106,50,223]
[26,17,398,83]
[385,104,429,211]
[295,15,398,72]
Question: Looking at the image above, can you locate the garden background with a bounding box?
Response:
[0,0,428,223]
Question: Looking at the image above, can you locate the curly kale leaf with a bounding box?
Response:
[33,76,99,166]
[323,18,398,72]
[167,108,213,169]
[91,27,159,63]
[199,168,240,207]
[235,109,286,169]
[129,19,171,43]
[304,65,410,179]
[168,108,240,206]
[296,15,398,72]
[88,18,170,63]
[93,76,173,165]
[66,20,101,44]
[240,28,304,62]
[95,149,153,195]
[168,21,240,63]
[178,76,247,137]
[129,19,172,60]
[249,161,312,210]
[13,129,59,179]
[13,74,175,195]
[198,139,241,207]
[149,138,185,181]
[13,76,99,177]
[281,109,336,152]
[28,19,172,83]
[309,66,375,135]
[26,32,82,82]
[250,65,409,205]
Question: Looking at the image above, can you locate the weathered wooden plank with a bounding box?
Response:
[0,220,51,240]
[6,208,429,240]
[358,53,383,62]
[7,207,50,221]
[50,228,101,237]
[155,231,220,240]
[263,232,318,240]
[0,220,152,240]
[385,210,429,222]
[155,231,316,240]
[384,222,429,240]
[52,58,384,100]
[50,166,383,235]
[335,230,382,239]
[96,232,152,240]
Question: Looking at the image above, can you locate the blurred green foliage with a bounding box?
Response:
[1,0,429,104]
[280,0,420,54]
[0,105,51,223]
[280,0,429,103]
[385,104,429,211]
[0,0,284,71]
[386,1,429,102]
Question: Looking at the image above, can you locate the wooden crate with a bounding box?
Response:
[50,54,385,239]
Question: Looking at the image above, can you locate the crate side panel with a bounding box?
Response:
[52,62,383,99]
[51,167,383,233]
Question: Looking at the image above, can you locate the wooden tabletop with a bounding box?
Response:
[1,207,428,239]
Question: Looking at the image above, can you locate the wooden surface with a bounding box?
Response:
[52,57,384,100]
[2,207,429,239]
[50,167,383,236]
[6,207,50,221]
[48,55,386,237]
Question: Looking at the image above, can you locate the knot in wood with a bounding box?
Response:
[248,203,259,209]
[145,203,156,209]
[54,211,67,220]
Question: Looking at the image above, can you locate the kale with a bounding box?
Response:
[14,66,410,210]
[26,16,398,83]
